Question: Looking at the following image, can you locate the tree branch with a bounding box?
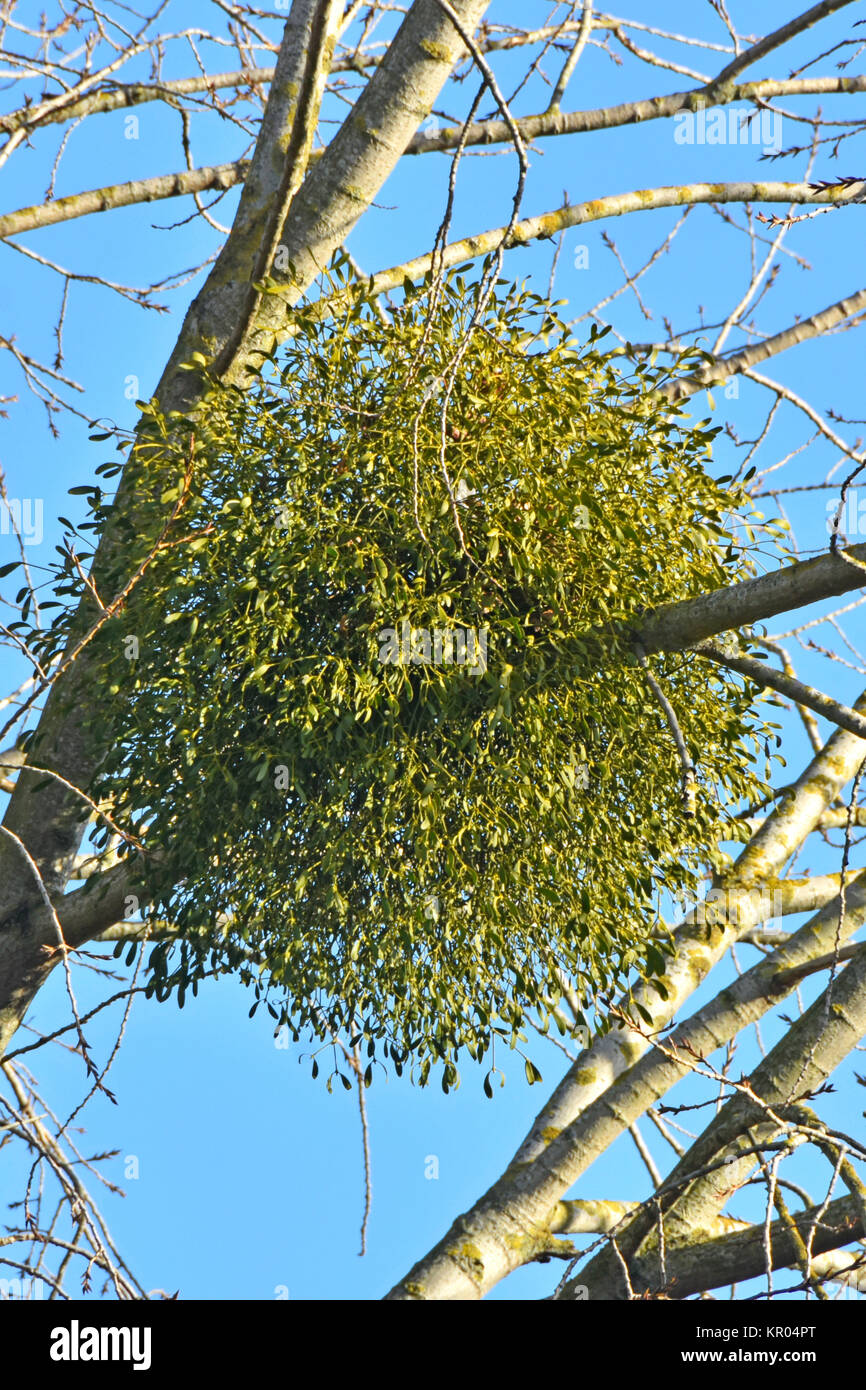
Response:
[0,162,250,241]
[578,938,866,1295]
[0,859,147,1056]
[634,548,866,656]
[331,183,863,308]
[661,287,866,403]
[573,1194,863,1300]
[388,710,866,1298]
[696,640,866,739]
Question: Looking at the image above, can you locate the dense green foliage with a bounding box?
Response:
[36,268,785,1088]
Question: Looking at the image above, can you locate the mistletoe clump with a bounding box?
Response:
[52,267,784,1088]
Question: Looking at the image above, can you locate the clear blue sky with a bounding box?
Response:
[1,1,864,1300]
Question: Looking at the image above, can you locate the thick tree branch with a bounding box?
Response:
[575,1194,863,1300]
[555,1199,866,1294]
[7,93,866,244]
[576,937,866,1296]
[388,704,866,1298]
[696,641,866,739]
[0,859,146,1056]
[662,287,866,403]
[633,549,866,656]
[334,183,862,307]
[539,877,866,1250]
[0,163,250,241]
[214,0,491,387]
[152,0,345,402]
[409,71,866,153]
